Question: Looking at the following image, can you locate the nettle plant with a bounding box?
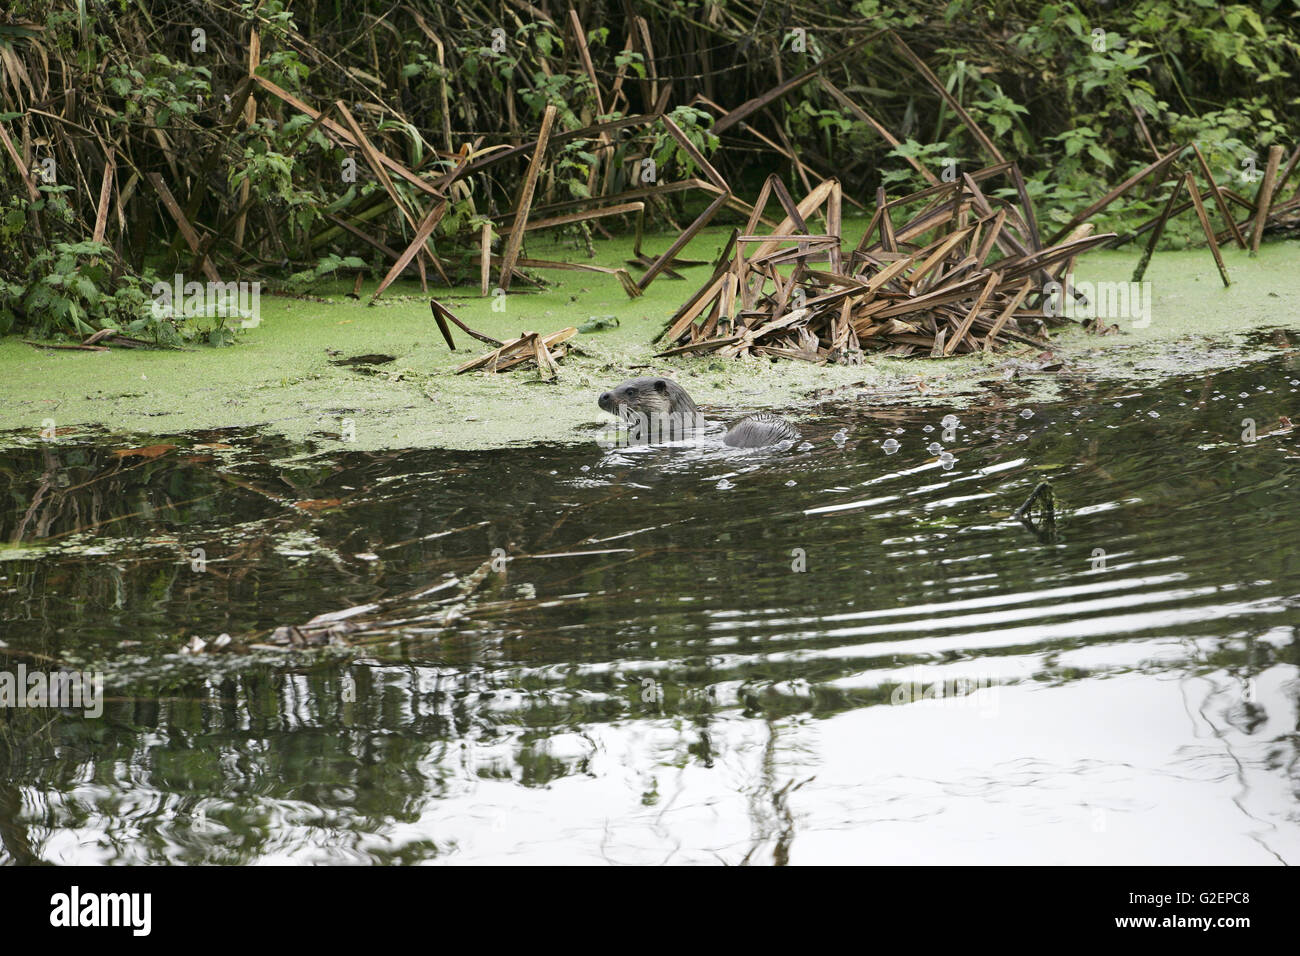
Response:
[241,0,304,90]
[554,139,600,200]
[1169,101,1289,179]
[651,107,720,175]
[285,253,367,292]
[0,186,247,346]
[229,133,323,239]
[788,99,855,158]
[879,139,957,192]
[105,53,212,129]
[521,72,592,130]
[0,186,141,339]
[1022,124,1119,222]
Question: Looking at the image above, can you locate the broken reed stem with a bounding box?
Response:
[1251,144,1285,256]
[498,103,557,293]
[1184,171,1230,287]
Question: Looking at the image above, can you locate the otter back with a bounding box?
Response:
[723,413,802,448]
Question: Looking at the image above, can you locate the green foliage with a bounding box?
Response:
[614,49,647,79]
[879,140,957,191]
[652,107,719,176]
[286,254,366,292]
[0,189,139,339]
[0,190,246,345]
[554,140,599,200]
[969,85,1030,144]
[5,0,1300,328]
[520,71,592,128]
[244,0,304,90]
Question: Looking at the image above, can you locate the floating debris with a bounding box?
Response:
[454,326,578,378]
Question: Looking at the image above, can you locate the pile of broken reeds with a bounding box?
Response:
[655,165,1115,361]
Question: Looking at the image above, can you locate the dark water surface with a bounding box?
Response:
[2,349,1299,864]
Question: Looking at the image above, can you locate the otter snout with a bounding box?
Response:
[598,391,616,414]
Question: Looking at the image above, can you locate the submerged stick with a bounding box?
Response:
[429,300,456,350]
[431,299,501,348]
[1131,175,1184,283]
[1191,144,1246,250]
[1184,171,1230,287]
[1014,481,1057,540]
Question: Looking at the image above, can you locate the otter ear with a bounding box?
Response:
[653,379,669,393]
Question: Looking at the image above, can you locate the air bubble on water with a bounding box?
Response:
[941,457,955,471]
[927,442,942,455]
[882,438,900,454]
[716,479,734,490]
[1113,402,1122,407]
[785,479,797,487]
[1020,408,1033,419]
[894,427,905,435]
[1016,434,1028,441]
[1291,380,1299,386]
[1148,411,1159,418]
[1239,392,1249,398]
[1071,410,1081,417]
[923,424,934,433]
[581,465,590,472]
[941,414,959,429]
[833,428,849,444]
[797,441,814,452]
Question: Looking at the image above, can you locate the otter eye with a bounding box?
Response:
[622,387,637,397]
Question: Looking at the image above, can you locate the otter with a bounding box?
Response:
[597,376,800,448]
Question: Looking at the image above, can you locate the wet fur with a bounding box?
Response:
[598,377,799,448]
[722,412,802,448]
[597,376,703,443]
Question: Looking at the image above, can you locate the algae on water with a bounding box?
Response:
[2,232,1298,451]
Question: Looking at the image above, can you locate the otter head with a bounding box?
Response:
[598,377,696,417]
[597,376,702,443]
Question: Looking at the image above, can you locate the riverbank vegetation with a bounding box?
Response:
[1,1,1297,341]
